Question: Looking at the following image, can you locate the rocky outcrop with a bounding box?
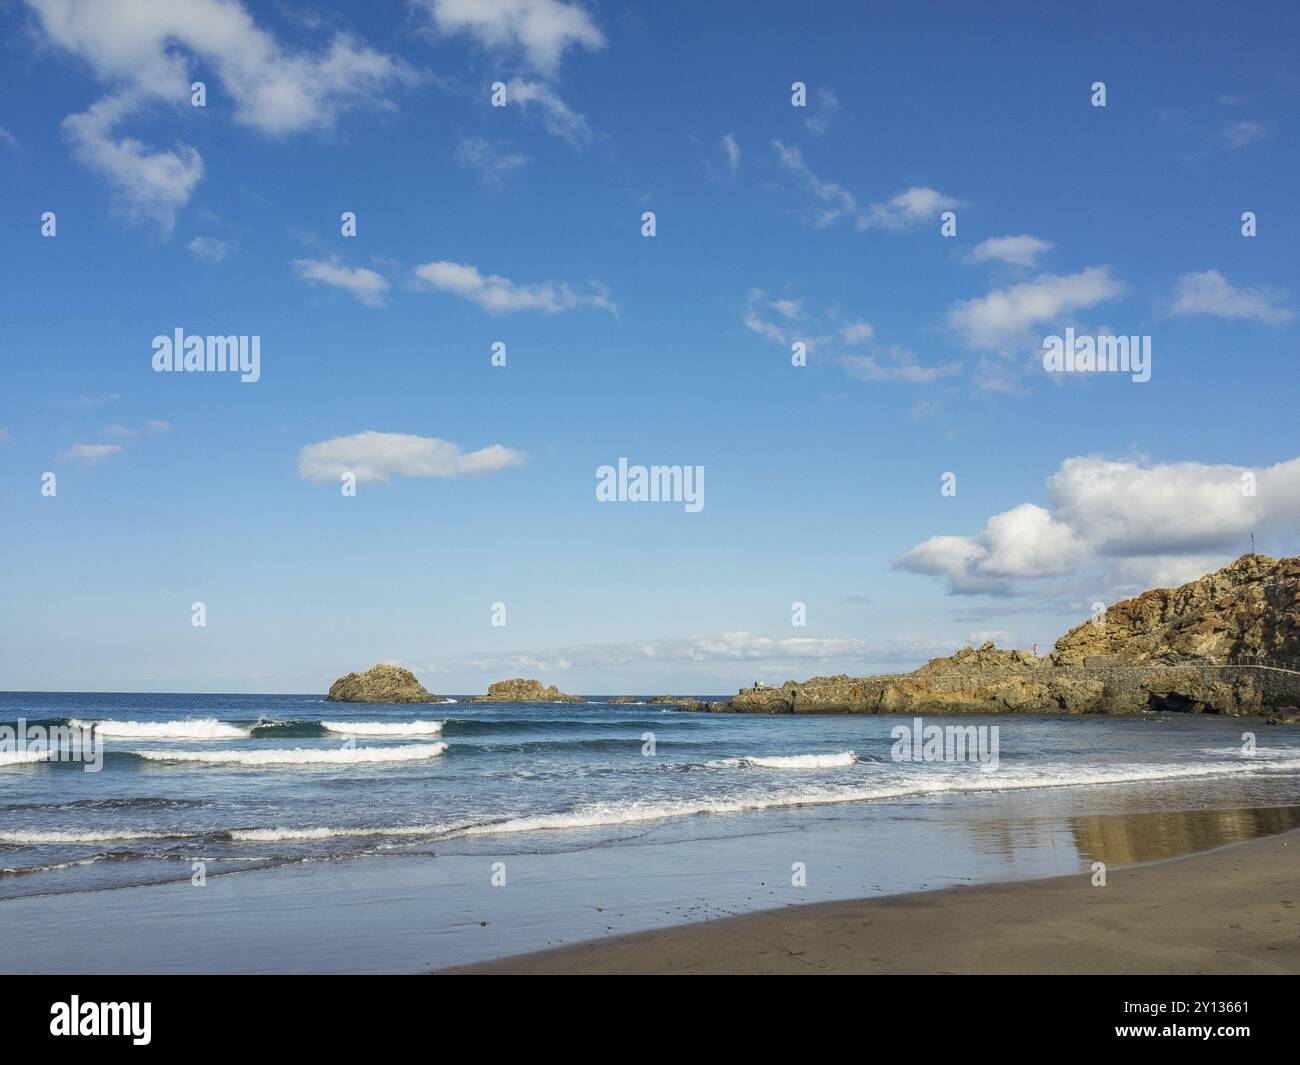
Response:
[682,555,1300,719]
[326,664,445,703]
[1050,554,1300,666]
[467,678,584,703]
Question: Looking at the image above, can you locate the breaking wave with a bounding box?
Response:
[321,721,444,737]
[134,743,448,765]
[69,718,250,740]
[708,751,859,770]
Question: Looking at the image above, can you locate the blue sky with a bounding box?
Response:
[1,0,1297,694]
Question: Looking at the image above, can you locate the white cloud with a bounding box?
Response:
[772,142,961,232]
[298,431,526,484]
[720,132,740,176]
[966,234,1053,269]
[840,321,874,345]
[28,0,416,135]
[436,632,960,675]
[418,0,604,76]
[0,126,19,149]
[1170,270,1292,326]
[771,140,860,228]
[293,257,389,308]
[58,442,122,464]
[804,86,839,136]
[62,92,203,235]
[188,236,230,263]
[504,78,591,146]
[1221,120,1267,148]
[897,453,1300,596]
[897,504,1086,594]
[947,266,1124,349]
[744,291,958,385]
[456,134,529,187]
[861,186,962,230]
[413,259,615,315]
[841,346,961,384]
[27,0,416,229]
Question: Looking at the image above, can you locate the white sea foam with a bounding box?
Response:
[135,742,448,765]
[709,751,858,770]
[456,758,1281,837]
[0,749,54,766]
[69,718,250,740]
[321,720,444,737]
[0,829,172,843]
[229,824,447,842]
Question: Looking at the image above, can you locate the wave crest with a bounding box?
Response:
[135,743,448,765]
[321,721,444,737]
[70,718,250,740]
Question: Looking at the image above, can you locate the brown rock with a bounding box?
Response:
[326,664,445,704]
[467,678,584,703]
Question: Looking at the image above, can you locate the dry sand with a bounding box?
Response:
[444,827,1300,974]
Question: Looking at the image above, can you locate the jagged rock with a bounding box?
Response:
[1266,707,1300,725]
[326,664,444,704]
[467,678,584,703]
[1050,554,1300,666]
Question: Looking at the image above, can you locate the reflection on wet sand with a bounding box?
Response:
[1069,805,1300,865]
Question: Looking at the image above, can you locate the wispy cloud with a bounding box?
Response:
[27,0,418,231]
[188,236,231,263]
[744,290,960,385]
[947,266,1125,350]
[504,78,591,146]
[293,257,390,308]
[965,234,1053,269]
[416,0,604,77]
[298,431,526,484]
[58,442,123,465]
[1221,120,1268,148]
[804,86,840,136]
[413,260,616,315]
[1170,269,1292,325]
[720,133,740,177]
[456,134,530,187]
[772,141,962,231]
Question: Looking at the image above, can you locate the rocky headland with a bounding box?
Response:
[678,554,1300,721]
[326,664,447,703]
[466,678,584,703]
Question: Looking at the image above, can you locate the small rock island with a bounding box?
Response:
[466,678,584,703]
[326,664,447,703]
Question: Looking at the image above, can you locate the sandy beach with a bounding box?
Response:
[445,827,1300,975]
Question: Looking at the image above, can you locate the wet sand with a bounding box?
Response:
[444,826,1300,974]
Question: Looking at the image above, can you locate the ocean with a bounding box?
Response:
[3,691,1300,971]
